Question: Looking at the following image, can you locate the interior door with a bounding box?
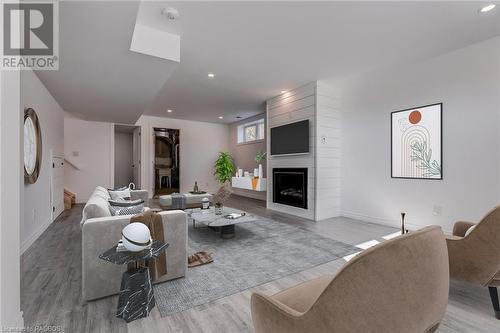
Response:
[132,127,141,188]
[51,155,64,220]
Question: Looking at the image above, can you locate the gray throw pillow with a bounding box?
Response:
[109,198,144,207]
[109,202,144,216]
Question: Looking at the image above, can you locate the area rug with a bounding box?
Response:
[153,213,358,316]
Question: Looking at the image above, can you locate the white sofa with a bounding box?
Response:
[81,186,188,301]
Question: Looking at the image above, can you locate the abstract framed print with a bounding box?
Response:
[391,103,442,179]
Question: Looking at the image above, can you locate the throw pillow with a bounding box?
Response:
[109,198,144,207]
[108,188,131,200]
[109,202,144,216]
[108,186,128,191]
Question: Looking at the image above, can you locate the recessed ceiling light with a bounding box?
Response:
[281,90,287,94]
[167,109,172,113]
[479,4,496,13]
[162,7,180,20]
[218,116,223,119]
[208,73,215,78]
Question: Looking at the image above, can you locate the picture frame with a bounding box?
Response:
[391,103,442,180]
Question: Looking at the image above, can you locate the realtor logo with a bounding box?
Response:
[1,1,59,70]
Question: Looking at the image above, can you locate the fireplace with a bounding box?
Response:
[273,168,308,209]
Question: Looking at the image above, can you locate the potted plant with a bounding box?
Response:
[213,152,235,214]
[255,151,267,179]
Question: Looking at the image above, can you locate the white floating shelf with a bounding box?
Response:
[231,177,267,192]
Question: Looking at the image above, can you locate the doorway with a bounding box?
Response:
[114,125,141,188]
[154,128,180,196]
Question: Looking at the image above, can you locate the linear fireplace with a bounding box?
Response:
[273,168,308,209]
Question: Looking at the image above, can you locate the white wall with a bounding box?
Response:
[136,115,229,196]
[0,69,24,327]
[64,116,114,203]
[21,70,64,253]
[114,131,134,187]
[340,37,500,232]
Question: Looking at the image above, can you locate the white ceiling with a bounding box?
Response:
[36,1,500,124]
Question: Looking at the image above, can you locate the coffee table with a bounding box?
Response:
[186,207,257,239]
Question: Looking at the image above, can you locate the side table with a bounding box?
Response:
[99,240,169,322]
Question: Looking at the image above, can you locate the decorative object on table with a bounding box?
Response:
[130,210,168,281]
[128,182,136,190]
[225,212,246,219]
[24,108,43,184]
[400,212,406,235]
[188,250,214,268]
[255,151,266,179]
[251,177,258,190]
[189,181,207,195]
[214,202,223,215]
[238,168,243,177]
[99,240,169,323]
[391,103,442,179]
[213,185,233,210]
[253,168,259,177]
[121,222,152,252]
[202,197,210,210]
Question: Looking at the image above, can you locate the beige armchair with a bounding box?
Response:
[446,206,500,319]
[251,226,449,333]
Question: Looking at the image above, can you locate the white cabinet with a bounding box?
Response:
[231,177,267,192]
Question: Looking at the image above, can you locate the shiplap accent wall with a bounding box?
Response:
[315,82,341,220]
[266,81,340,221]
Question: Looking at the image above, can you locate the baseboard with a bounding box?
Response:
[340,210,426,232]
[20,218,53,254]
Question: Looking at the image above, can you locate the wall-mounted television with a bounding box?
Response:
[270,120,309,156]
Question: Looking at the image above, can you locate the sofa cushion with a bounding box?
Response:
[80,191,112,227]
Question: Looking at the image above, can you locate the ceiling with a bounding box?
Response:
[36,1,500,124]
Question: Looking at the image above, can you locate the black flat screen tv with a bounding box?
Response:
[270,120,309,156]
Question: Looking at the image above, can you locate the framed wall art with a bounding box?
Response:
[391,103,442,179]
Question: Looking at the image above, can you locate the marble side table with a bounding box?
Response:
[99,240,169,323]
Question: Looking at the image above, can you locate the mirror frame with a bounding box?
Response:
[24,108,42,184]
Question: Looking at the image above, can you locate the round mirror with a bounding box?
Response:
[24,108,42,184]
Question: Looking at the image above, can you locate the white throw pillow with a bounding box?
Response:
[464,225,476,237]
[109,188,131,200]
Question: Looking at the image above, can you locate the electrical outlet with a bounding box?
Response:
[433,205,442,216]
[321,135,327,144]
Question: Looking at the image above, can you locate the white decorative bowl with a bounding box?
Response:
[121,222,151,252]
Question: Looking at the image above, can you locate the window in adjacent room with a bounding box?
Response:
[237,118,265,144]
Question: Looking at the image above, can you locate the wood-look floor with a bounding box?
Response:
[21,195,499,333]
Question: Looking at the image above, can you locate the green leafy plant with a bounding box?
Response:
[410,141,441,177]
[255,151,267,163]
[214,151,235,184]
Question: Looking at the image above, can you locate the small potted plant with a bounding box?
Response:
[255,151,267,179]
[213,152,235,214]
